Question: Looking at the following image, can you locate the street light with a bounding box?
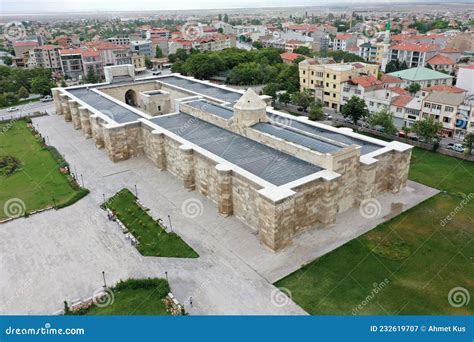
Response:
[102,193,106,205]
[80,174,84,187]
[168,214,173,232]
[102,271,107,289]
[165,271,168,282]
[134,184,138,197]
[52,197,56,209]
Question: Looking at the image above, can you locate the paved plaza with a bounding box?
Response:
[0,115,438,315]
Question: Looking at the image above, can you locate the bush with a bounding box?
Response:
[55,189,90,209]
[114,278,170,297]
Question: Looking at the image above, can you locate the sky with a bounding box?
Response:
[0,0,440,14]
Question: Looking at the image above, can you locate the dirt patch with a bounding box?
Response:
[0,155,22,176]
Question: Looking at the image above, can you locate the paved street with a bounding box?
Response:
[0,114,438,315]
[0,101,55,121]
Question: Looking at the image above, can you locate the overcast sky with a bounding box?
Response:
[0,0,429,14]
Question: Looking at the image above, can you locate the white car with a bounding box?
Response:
[40,96,53,102]
[7,107,19,112]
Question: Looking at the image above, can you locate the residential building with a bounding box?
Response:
[426,54,456,73]
[280,52,303,64]
[192,34,235,52]
[131,53,146,73]
[333,33,357,51]
[130,40,153,57]
[299,59,379,111]
[27,45,62,72]
[146,28,171,40]
[388,67,454,88]
[107,36,130,46]
[421,91,465,138]
[456,65,474,95]
[13,40,39,57]
[59,48,84,79]
[86,42,132,66]
[388,43,439,68]
[82,49,103,78]
[390,95,423,128]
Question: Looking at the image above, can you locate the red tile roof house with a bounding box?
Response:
[280,52,304,64]
[388,42,439,68]
[426,54,456,73]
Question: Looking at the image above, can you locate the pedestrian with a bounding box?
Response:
[189,296,193,307]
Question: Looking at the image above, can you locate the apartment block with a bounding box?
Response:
[27,45,62,72]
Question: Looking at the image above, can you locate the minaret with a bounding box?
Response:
[381,19,391,72]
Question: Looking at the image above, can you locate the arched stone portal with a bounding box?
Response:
[125,89,138,107]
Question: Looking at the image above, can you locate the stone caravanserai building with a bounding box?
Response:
[52,65,412,251]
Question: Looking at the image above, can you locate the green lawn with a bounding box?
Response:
[0,119,88,220]
[71,278,171,315]
[105,189,199,258]
[276,148,474,315]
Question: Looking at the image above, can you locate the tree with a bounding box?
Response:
[293,46,312,56]
[309,102,325,121]
[368,109,397,135]
[341,96,369,125]
[18,86,29,99]
[262,82,279,98]
[223,14,229,23]
[252,41,263,49]
[412,117,442,143]
[463,133,474,155]
[3,56,12,66]
[183,53,224,79]
[291,90,313,112]
[407,82,421,95]
[278,92,291,105]
[31,76,53,96]
[217,27,224,34]
[144,56,153,69]
[85,66,99,84]
[155,45,163,58]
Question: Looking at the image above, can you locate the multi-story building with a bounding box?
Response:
[299,59,379,111]
[388,67,454,88]
[333,33,357,51]
[390,95,423,128]
[456,65,474,95]
[107,36,130,46]
[27,45,62,72]
[421,91,466,138]
[86,42,131,66]
[130,40,153,57]
[131,53,146,73]
[192,34,235,52]
[59,48,84,79]
[82,49,103,78]
[388,42,439,68]
[13,40,39,58]
[359,41,385,64]
[146,28,171,40]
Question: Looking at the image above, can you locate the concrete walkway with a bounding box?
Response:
[0,115,438,315]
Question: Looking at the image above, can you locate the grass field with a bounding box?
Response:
[0,119,88,220]
[71,278,171,315]
[275,147,474,315]
[105,189,199,258]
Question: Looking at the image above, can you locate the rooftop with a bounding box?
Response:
[150,112,322,186]
[388,67,453,81]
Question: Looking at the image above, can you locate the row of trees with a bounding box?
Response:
[0,65,54,107]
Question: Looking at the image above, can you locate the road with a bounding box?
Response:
[0,100,55,120]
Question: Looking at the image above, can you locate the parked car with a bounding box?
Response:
[324,113,333,120]
[40,95,53,102]
[448,143,465,153]
[7,107,18,112]
[152,71,162,76]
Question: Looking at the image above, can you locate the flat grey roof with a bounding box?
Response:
[67,88,141,124]
[185,100,234,119]
[150,113,322,186]
[158,75,243,103]
[267,114,383,155]
[253,122,341,154]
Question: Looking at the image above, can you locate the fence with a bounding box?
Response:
[0,111,49,123]
[333,119,474,162]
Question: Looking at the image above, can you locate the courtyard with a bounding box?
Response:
[0,113,439,315]
[276,148,474,315]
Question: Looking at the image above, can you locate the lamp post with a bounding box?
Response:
[165,271,168,282]
[168,215,173,232]
[80,174,84,187]
[52,197,56,209]
[134,184,138,198]
[102,271,107,289]
[102,193,106,205]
